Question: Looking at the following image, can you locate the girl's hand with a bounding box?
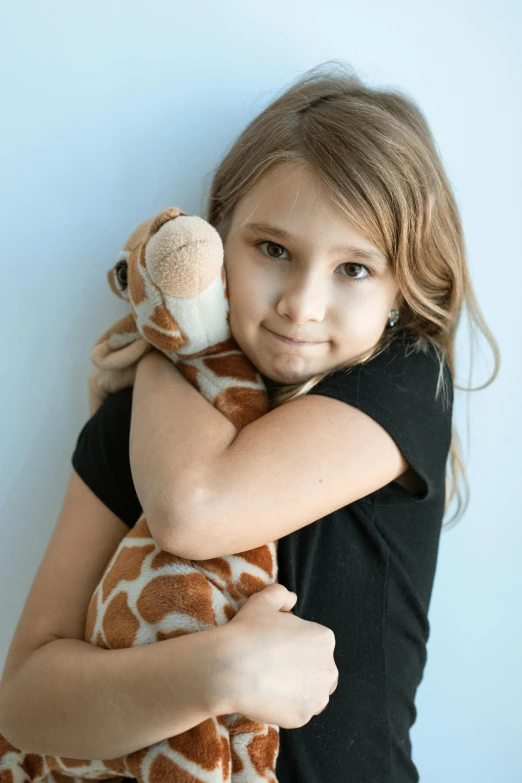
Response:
[215,583,339,729]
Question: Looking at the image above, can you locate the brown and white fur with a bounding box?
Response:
[0,207,284,783]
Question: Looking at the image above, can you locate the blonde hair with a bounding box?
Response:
[202,61,500,528]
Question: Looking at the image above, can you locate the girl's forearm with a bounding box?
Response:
[0,626,231,760]
[129,351,238,544]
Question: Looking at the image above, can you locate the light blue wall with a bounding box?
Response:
[1,1,520,779]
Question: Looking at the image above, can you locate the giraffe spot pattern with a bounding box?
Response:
[234,547,275,579]
[142,324,185,353]
[137,573,216,626]
[196,558,232,582]
[167,720,224,771]
[214,388,269,429]
[150,550,189,571]
[103,591,141,648]
[248,728,279,779]
[129,248,147,305]
[237,573,271,599]
[22,754,45,778]
[149,305,180,333]
[102,544,156,603]
[0,206,282,782]
[202,354,260,383]
[149,754,206,783]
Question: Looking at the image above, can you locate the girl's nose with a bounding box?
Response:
[275,271,327,324]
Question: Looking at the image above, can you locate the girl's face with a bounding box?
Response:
[223,162,400,385]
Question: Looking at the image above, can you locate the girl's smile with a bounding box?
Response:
[263,325,328,347]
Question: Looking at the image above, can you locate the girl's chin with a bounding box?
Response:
[259,357,320,386]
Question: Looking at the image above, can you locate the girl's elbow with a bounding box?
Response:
[149,490,211,560]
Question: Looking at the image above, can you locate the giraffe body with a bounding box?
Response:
[0,208,282,783]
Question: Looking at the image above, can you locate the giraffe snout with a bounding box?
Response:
[145,215,224,298]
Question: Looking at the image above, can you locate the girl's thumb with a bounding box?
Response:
[255,582,297,612]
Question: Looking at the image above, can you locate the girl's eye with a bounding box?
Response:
[337,262,371,282]
[255,241,371,282]
[256,241,290,260]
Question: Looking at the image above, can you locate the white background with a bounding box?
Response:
[1,1,520,780]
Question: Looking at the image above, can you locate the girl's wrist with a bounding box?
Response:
[198,624,243,717]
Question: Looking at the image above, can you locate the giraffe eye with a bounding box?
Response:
[115,260,128,288]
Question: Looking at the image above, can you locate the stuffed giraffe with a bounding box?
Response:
[0,207,284,783]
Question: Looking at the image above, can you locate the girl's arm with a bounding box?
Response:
[130,351,409,560]
[0,470,229,759]
[1,470,337,758]
[0,629,228,760]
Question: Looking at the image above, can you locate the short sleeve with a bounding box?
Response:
[306,330,453,502]
[72,387,142,527]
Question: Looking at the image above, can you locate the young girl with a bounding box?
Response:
[1,61,499,780]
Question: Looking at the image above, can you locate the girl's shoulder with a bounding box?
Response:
[306,329,453,497]
[314,328,452,414]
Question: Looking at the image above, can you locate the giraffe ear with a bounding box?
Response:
[146,206,188,240]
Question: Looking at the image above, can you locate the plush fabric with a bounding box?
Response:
[0,207,283,783]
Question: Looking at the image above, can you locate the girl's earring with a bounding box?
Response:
[387,309,400,328]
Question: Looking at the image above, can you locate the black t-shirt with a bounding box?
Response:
[72,328,453,782]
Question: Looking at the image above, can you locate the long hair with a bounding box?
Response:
[202,61,500,528]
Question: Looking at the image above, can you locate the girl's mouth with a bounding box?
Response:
[264,326,325,347]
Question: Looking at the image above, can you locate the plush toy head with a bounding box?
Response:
[88,206,233,414]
